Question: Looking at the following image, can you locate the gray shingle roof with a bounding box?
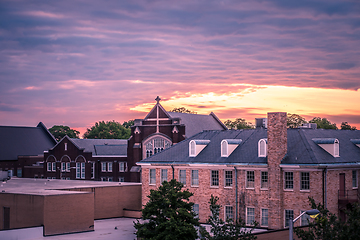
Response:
[71,139,127,156]
[0,122,57,160]
[139,128,360,166]
[167,112,227,138]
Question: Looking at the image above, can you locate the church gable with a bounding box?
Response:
[144,96,171,121]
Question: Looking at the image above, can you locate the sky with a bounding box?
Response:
[1,0,360,136]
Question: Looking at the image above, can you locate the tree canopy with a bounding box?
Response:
[295,197,360,240]
[199,195,257,240]
[122,120,134,129]
[134,179,199,240]
[340,122,357,130]
[309,117,337,129]
[287,113,307,128]
[48,125,80,141]
[83,120,131,139]
[224,118,254,129]
[170,107,197,114]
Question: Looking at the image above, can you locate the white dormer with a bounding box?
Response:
[189,140,210,157]
[312,138,339,157]
[258,138,267,157]
[350,139,360,148]
[221,139,242,157]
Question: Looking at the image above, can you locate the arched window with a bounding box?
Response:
[258,139,267,157]
[143,136,172,159]
[60,155,71,172]
[221,140,228,157]
[334,139,339,157]
[189,140,196,157]
[75,156,86,179]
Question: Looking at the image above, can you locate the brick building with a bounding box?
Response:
[138,112,360,229]
[0,122,57,178]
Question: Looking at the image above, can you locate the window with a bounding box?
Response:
[191,170,199,186]
[225,206,233,220]
[300,172,310,190]
[119,162,125,172]
[284,172,293,189]
[76,162,81,179]
[61,162,66,172]
[149,169,156,185]
[179,170,186,185]
[246,207,255,225]
[225,170,233,187]
[52,162,56,172]
[261,171,268,189]
[81,162,85,179]
[285,209,294,227]
[189,140,196,157]
[119,176,124,182]
[258,139,267,157]
[17,168,22,178]
[145,137,172,158]
[193,204,199,218]
[300,211,310,226]
[334,139,339,157]
[246,171,255,188]
[221,140,228,157]
[101,162,107,172]
[101,177,107,181]
[108,177,113,182]
[211,170,219,186]
[47,162,51,172]
[161,169,168,183]
[66,162,70,172]
[353,170,358,188]
[108,162,113,172]
[261,209,268,226]
[90,162,95,179]
[64,143,67,151]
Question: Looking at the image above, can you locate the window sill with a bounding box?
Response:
[224,186,233,189]
[191,185,199,188]
[300,190,310,192]
[210,186,219,188]
[353,187,358,189]
[246,187,255,190]
[260,188,268,191]
[283,189,294,192]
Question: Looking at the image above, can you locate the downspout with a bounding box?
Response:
[234,166,238,221]
[171,165,175,179]
[324,168,327,208]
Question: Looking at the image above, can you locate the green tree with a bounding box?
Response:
[295,197,360,240]
[134,179,199,240]
[224,118,254,129]
[48,125,80,141]
[199,195,257,240]
[309,117,337,129]
[83,120,131,139]
[287,113,307,128]
[340,122,357,130]
[170,107,197,114]
[122,120,134,129]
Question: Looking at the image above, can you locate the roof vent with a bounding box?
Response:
[300,123,317,129]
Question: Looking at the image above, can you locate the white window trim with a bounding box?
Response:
[353,170,358,189]
[284,171,294,191]
[246,206,255,226]
[221,140,228,157]
[210,170,219,188]
[108,162,113,172]
[179,169,186,185]
[149,169,156,185]
[191,169,199,187]
[258,139,267,157]
[261,208,269,227]
[260,171,268,190]
[300,171,310,191]
[224,205,234,221]
[285,209,294,228]
[101,162,107,172]
[246,170,255,189]
[52,162,56,172]
[119,162,126,172]
[161,169,168,183]
[224,170,233,188]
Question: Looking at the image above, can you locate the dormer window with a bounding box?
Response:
[312,138,339,157]
[350,139,360,148]
[221,139,242,157]
[189,140,210,157]
[258,139,267,157]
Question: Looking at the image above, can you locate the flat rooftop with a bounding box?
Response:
[0,177,141,195]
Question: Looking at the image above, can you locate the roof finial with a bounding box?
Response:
[155,96,161,104]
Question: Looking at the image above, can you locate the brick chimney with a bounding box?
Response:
[267,112,287,229]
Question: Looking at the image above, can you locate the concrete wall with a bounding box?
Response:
[43,192,94,236]
[0,193,44,230]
